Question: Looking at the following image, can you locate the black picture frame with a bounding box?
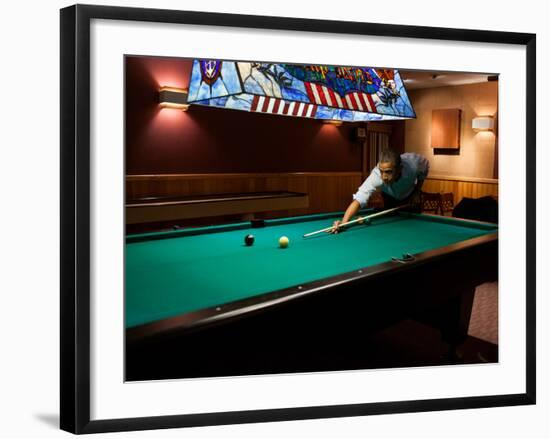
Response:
[60,4,536,434]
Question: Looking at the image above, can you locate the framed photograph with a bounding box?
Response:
[60,4,536,434]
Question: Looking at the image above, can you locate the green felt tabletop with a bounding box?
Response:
[125,212,496,329]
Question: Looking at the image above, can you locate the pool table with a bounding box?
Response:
[125,210,498,381]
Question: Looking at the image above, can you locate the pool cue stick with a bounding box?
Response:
[303,205,408,238]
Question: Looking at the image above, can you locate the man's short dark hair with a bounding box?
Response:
[379,148,401,168]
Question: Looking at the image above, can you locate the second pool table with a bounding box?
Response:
[126,210,498,380]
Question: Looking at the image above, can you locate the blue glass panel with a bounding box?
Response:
[190,94,254,113]
[219,62,242,95]
[393,70,416,117]
[314,106,335,119]
[226,94,254,111]
[209,77,229,97]
[280,87,309,103]
[195,82,215,102]
[188,60,242,102]
[189,97,227,109]
[187,60,205,102]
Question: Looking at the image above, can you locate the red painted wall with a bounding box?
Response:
[125,56,404,174]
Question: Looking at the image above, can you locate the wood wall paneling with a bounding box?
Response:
[423,176,498,207]
[126,173,497,224]
[126,173,363,219]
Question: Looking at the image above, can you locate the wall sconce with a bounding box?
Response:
[472,116,494,132]
[323,120,343,126]
[159,87,189,111]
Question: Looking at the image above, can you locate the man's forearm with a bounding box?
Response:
[342,200,361,222]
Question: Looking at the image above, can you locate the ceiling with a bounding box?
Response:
[399,70,497,90]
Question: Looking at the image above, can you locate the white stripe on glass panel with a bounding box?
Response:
[266,97,276,113]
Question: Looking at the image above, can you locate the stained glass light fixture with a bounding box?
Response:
[187,60,416,122]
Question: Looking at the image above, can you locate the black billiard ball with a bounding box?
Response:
[244,234,255,246]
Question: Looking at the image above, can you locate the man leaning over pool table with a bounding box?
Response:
[331,148,430,233]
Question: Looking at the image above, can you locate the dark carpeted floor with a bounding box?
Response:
[365,282,498,368]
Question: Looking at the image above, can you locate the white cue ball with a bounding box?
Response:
[279,236,289,248]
